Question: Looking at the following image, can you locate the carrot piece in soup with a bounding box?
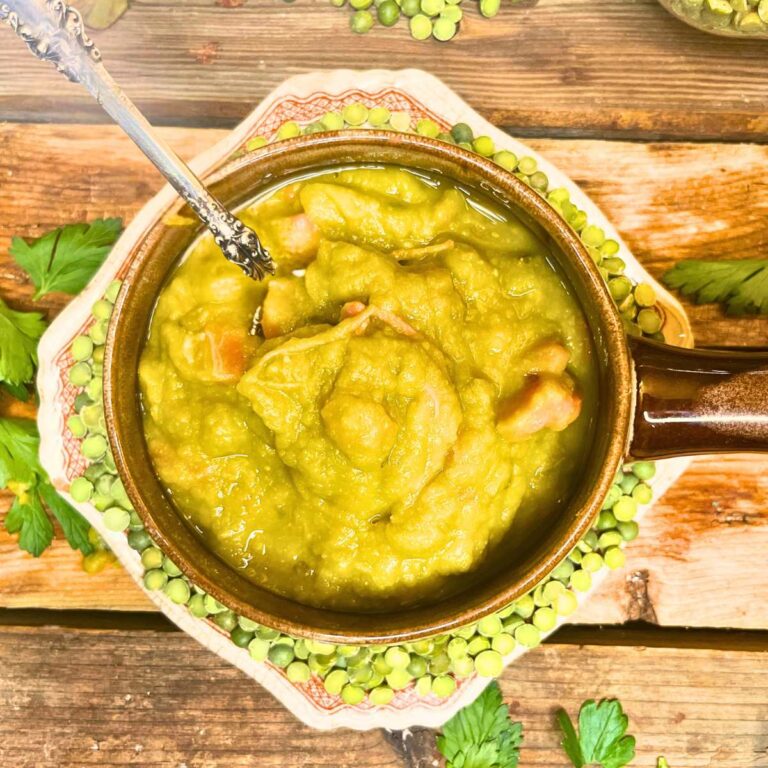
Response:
[205,326,247,381]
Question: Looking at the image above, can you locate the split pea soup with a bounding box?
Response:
[139,164,597,611]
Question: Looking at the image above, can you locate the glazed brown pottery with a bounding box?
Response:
[104,131,768,643]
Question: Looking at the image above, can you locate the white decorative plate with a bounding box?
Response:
[37,69,693,730]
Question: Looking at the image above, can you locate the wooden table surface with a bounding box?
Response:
[1,1,768,765]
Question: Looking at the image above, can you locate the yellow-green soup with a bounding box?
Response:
[139,165,596,611]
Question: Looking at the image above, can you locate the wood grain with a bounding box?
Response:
[1,123,767,624]
[2,5,767,761]
[2,455,766,629]
[2,123,767,344]
[529,137,768,347]
[1,0,767,141]
[0,624,766,768]
[582,454,768,630]
[0,123,217,319]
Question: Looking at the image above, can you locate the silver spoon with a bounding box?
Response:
[1,0,276,280]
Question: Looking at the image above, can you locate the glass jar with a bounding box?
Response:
[658,0,768,37]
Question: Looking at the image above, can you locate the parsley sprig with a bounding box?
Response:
[662,259,768,315]
[10,217,122,300]
[437,682,522,768]
[436,690,648,768]
[556,699,636,768]
[1,218,121,557]
[0,417,92,557]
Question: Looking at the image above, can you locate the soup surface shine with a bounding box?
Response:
[139,165,596,611]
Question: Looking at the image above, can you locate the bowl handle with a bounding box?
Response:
[628,337,768,459]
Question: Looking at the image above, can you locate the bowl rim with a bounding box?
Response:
[104,129,633,643]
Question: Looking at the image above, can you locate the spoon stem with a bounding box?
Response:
[1,0,275,279]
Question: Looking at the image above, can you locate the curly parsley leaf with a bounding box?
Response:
[556,699,636,768]
[10,218,122,299]
[39,481,92,556]
[0,298,46,388]
[5,492,54,557]
[437,682,523,768]
[662,259,768,315]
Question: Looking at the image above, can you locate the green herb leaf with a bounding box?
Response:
[0,298,46,388]
[10,218,122,299]
[39,481,93,556]
[662,259,768,315]
[437,682,523,768]
[457,742,505,768]
[0,417,43,488]
[657,758,670,768]
[1,381,31,402]
[0,419,92,556]
[5,492,54,557]
[556,708,585,768]
[556,699,636,768]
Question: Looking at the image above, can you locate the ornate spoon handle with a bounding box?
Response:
[1,0,275,279]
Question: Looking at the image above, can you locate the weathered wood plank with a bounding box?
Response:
[531,137,768,347]
[1,123,767,344]
[582,454,768,630]
[0,0,767,141]
[1,123,767,624]
[0,522,151,611]
[0,625,766,767]
[0,123,217,318]
[0,630,395,768]
[1,454,766,630]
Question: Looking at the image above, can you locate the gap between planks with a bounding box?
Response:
[2,609,768,653]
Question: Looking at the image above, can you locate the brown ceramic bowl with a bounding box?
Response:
[104,131,768,644]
